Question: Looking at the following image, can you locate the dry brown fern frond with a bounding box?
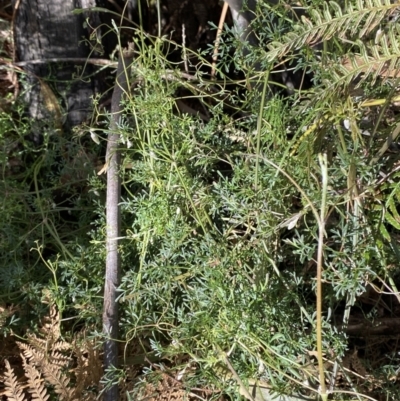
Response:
[35,303,61,350]
[3,360,26,401]
[17,342,76,401]
[20,303,65,370]
[19,339,72,368]
[18,303,71,368]
[41,362,77,401]
[72,336,103,398]
[136,372,187,401]
[21,355,49,401]
[2,304,101,401]
[17,342,47,367]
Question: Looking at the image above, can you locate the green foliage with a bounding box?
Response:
[1,0,400,399]
[0,103,104,328]
[265,0,398,58]
[112,1,400,399]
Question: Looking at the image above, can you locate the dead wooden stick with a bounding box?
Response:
[103,44,134,401]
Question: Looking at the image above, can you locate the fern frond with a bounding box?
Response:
[38,304,61,347]
[384,208,400,230]
[50,350,71,367]
[18,339,69,369]
[21,355,49,401]
[41,363,76,401]
[328,32,400,88]
[265,0,397,60]
[72,337,102,398]
[25,337,50,356]
[17,342,76,401]
[53,340,72,352]
[17,342,47,366]
[17,303,72,370]
[384,182,400,230]
[3,360,26,401]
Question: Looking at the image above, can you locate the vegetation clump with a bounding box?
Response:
[1,1,400,400]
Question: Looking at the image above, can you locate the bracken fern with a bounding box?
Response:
[1,304,102,401]
[266,0,399,59]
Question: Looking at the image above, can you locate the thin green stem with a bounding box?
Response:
[254,70,270,192]
[317,153,328,400]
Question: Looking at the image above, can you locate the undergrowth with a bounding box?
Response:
[1,302,102,401]
[1,0,400,400]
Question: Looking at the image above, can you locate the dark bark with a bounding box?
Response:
[224,0,315,94]
[224,0,258,47]
[13,0,97,128]
[343,317,400,336]
[103,45,134,401]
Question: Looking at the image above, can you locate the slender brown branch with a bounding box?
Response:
[4,57,117,67]
[103,44,134,401]
[211,2,229,78]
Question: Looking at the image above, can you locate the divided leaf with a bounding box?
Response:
[3,360,26,401]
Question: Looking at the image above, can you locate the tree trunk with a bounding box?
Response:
[13,0,97,128]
